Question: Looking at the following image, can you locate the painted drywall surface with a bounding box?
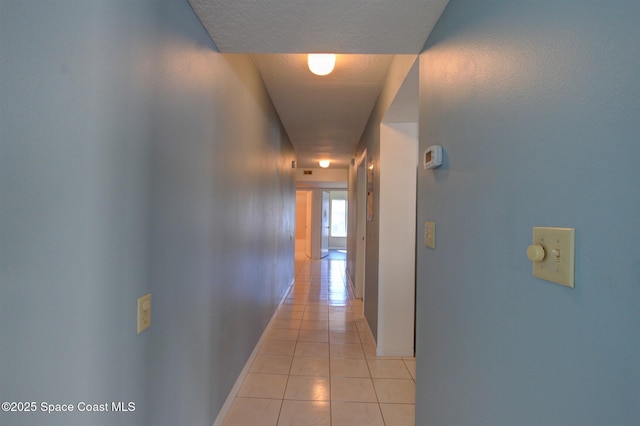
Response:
[147,48,296,425]
[350,55,417,340]
[416,1,640,425]
[296,167,348,185]
[0,2,295,426]
[377,123,417,356]
[296,191,309,240]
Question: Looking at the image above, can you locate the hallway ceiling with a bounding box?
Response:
[251,54,395,168]
[189,0,449,169]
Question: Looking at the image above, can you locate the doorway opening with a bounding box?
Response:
[296,189,348,260]
[350,58,418,358]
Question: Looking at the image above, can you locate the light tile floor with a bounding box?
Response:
[222,251,416,426]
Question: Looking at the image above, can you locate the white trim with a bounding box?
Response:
[363,313,411,358]
[354,151,367,299]
[355,149,368,169]
[362,315,377,349]
[346,267,356,296]
[212,277,296,426]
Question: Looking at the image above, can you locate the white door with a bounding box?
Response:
[321,191,330,258]
[305,191,313,258]
[355,163,366,298]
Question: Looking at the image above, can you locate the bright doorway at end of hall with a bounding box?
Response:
[296,190,347,259]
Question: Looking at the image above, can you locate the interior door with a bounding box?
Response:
[305,191,312,258]
[321,191,330,258]
[355,163,366,298]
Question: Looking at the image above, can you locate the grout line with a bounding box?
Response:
[220,254,416,425]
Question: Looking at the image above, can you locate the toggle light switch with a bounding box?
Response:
[137,293,152,334]
[424,221,435,249]
[527,227,575,288]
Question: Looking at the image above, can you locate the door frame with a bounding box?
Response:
[354,150,368,300]
[321,191,330,259]
[305,191,313,258]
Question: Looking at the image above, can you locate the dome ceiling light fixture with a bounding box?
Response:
[308,54,336,76]
[318,160,331,168]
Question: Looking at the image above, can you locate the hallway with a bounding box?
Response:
[3,2,639,425]
[221,251,416,425]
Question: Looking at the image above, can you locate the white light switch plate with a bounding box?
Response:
[425,221,435,249]
[137,293,151,334]
[531,227,575,288]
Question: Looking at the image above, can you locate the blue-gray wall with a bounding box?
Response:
[416,1,640,425]
[0,1,295,425]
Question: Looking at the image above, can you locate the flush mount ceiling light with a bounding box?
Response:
[308,54,336,76]
[319,160,331,168]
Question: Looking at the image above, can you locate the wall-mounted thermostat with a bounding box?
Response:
[424,145,443,169]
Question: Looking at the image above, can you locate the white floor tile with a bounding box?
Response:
[221,253,416,425]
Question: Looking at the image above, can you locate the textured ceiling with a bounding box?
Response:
[189,0,448,54]
[188,0,449,169]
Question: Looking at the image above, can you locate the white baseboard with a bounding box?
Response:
[212,277,295,426]
[346,268,356,295]
[367,319,414,358]
[362,315,376,348]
